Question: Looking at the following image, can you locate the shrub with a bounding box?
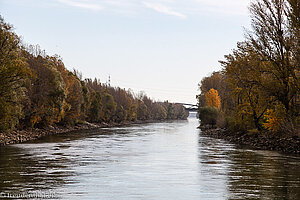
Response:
[198,106,218,127]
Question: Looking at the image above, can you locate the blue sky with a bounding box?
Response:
[1,0,251,104]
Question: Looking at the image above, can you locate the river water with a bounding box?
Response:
[0,115,300,199]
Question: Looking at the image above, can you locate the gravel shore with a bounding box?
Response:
[199,126,300,155]
[0,120,166,146]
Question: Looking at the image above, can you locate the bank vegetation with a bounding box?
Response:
[0,16,188,143]
[197,0,299,153]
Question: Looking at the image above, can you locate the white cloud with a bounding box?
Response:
[58,0,103,11]
[191,0,250,15]
[55,0,249,17]
[143,2,187,19]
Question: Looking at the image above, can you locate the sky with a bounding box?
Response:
[1,0,251,105]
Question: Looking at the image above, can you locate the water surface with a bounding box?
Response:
[0,116,299,199]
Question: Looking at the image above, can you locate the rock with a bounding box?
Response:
[200,128,300,155]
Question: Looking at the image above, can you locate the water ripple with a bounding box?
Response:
[0,118,299,199]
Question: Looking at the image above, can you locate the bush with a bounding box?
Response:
[198,106,218,127]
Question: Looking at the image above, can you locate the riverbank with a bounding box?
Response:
[0,120,167,146]
[199,126,300,155]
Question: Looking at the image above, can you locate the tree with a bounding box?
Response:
[152,103,167,120]
[198,107,218,127]
[205,89,221,110]
[166,102,175,120]
[22,53,66,128]
[197,72,223,107]
[247,0,299,117]
[137,100,149,120]
[0,16,30,131]
[263,106,284,132]
[53,57,84,124]
[174,103,189,119]
[101,90,116,122]
[216,0,299,133]
[88,92,103,122]
[222,43,273,131]
[79,80,91,120]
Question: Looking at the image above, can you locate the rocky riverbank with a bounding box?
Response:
[199,126,300,155]
[0,120,166,146]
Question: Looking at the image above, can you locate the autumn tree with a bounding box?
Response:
[108,87,133,122]
[0,16,30,131]
[152,103,167,120]
[174,103,189,119]
[247,0,299,119]
[137,100,149,120]
[166,102,175,120]
[101,90,116,122]
[222,43,275,131]
[205,0,300,133]
[197,72,223,107]
[22,51,65,128]
[53,57,84,124]
[263,105,285,132]
[205,89,221,110]
[88,91,103,122]
[125,90,138,121]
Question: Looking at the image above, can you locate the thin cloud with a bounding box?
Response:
[55,0,249,16]
[143,2,187,19]
[58,0,103,11]
[191,0,249,15]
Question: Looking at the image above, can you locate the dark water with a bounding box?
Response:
[0,116,300,199]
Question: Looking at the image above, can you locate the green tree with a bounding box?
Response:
[88,92,103,122]
[101,90,116,122]
[198,107,218,127]
[166,102,175,120]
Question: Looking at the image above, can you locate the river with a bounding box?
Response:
[0,114,300,199]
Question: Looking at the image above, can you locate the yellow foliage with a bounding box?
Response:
[131,112,137,120]
[263,109,282,132]
[30,115,41,127]
[205,88,221,110]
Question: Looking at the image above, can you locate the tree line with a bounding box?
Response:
[0,16,188,132]
[198,0,299,135]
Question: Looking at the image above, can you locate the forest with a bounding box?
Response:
[198,0,299,136]
[0,16,188,133]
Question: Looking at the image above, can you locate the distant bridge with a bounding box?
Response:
[177,103,198,112]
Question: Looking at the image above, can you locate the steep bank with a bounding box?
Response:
[0,120,173,145]
[199,127,300,155]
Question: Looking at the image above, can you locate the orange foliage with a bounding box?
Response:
[263,109,282,132]
[205,89,221,110]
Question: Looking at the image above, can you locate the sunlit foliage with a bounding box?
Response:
[205,89,221,110]
[263,109,283,132]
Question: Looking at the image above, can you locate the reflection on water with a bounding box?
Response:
[0,117,299,199]
[227,150,300,199]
